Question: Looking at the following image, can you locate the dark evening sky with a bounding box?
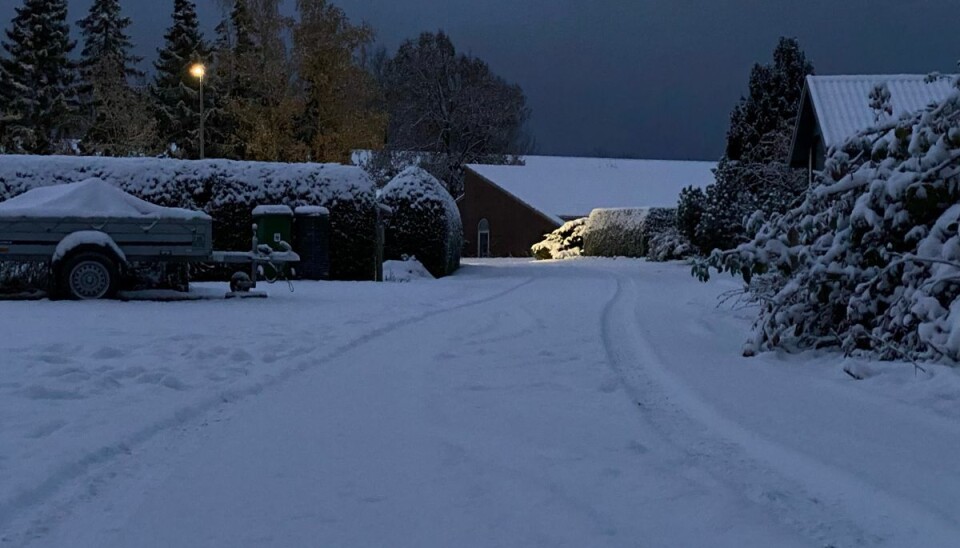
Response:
[2,0,957,160]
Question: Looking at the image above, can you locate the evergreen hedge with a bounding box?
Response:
[380,167,462,278]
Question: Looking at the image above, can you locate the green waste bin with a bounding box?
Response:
[253,205,294,278]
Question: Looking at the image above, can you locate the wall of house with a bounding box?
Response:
[459,169,560,257]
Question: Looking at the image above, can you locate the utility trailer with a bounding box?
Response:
[0,179,299,300]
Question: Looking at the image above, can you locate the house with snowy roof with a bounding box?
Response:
[789,74,957,179]
[461,156,715,257]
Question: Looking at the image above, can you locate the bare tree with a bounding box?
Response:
[376,31,532,195]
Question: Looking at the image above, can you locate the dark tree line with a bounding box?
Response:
[0,0,532,193]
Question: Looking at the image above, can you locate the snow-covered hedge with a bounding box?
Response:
[380,167,462,278]
[531,218,586,260]
[582,208,648,258]
[0,156,378,280]
[696,84,960,362]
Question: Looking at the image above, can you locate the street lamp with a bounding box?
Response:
[190,63,206,159]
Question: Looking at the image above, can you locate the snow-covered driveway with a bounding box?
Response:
[3,260,960,547]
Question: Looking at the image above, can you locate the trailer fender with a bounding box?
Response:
[51,231,127,267]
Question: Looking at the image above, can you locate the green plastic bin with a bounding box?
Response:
[253,205,294,278]
[253,205,294,249]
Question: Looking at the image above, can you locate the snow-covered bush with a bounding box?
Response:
[676,186,706,244]
[696,85,960,362]
[380,167,462,278]
[640,208,693,262]
[582,208,648,258]
[0,156,378,280]
[531,218,586,260]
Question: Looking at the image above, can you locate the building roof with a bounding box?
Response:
[790,74,957,166]
[466,156,715,224]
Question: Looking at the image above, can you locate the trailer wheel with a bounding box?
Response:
[59,251,119,300]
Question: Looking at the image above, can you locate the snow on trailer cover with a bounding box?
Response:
[0,178,212,262]
[0,179,299,299]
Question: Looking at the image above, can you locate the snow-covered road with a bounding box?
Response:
[3,259,960,547]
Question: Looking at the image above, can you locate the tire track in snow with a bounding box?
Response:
[599,272,960,547]
[2,276,537,545]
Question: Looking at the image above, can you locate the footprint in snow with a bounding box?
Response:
[21,385,86,400]
[91,346,126,360]
[25,420,67,439]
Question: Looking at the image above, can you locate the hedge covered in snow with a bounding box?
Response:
[531,218,586,260]
[380,167,462,278]
[582,208,648,258]
[696,83,960,362]
[0,156,378,280]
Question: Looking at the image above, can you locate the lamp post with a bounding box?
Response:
[189,63,206,159]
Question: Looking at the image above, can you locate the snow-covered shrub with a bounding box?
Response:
[676,186,706,245]
[0,156,378,280]
[646,227,693,262]
[582,208,648,258]
[640,208,692,262]
[380,167,462,278]
[696,85,960,362]
[531,218,586,260]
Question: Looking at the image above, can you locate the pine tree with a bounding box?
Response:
[0,0,79,154]
[76,0,154,155]
[213,0,262,158]
[77,0,142,81]
[683,37,814,253]
[152,0,214,158]
[725,37,813,163]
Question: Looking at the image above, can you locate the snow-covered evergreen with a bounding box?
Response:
[380,167,463,277]
[77,0,142,80]
[681,38,813,254]
[532,218,587,260]
[77,0,156,156]
[0,0,79,154]
[697,80,960,363]
[151,0,215,159]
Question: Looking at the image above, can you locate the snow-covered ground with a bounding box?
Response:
[2,259,959,547]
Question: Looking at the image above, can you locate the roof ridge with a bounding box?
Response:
[808,73,957,82]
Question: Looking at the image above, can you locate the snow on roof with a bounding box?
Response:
[0,178,210,220]
[805,74,957,147]
[294,205,330,216]
[466,156,715,224]
[252,205,294,217]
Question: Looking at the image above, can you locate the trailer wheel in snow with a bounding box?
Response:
[59,251,119,300]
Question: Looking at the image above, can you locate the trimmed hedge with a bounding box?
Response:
[0,155,378,280]
[582,208,648,258]
[380,167,462,278]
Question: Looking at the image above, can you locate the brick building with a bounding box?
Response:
[460,156,715,257]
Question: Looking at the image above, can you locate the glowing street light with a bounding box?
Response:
[190,63,206,159]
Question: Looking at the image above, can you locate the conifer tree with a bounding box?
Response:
[0,0,79,154]
[681,37,814,253]
[77,0,142,81]
[214,0,261,158]
[77,0,157,155]
[152,0,214,158]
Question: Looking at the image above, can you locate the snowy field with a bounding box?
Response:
[2,259,960,547]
